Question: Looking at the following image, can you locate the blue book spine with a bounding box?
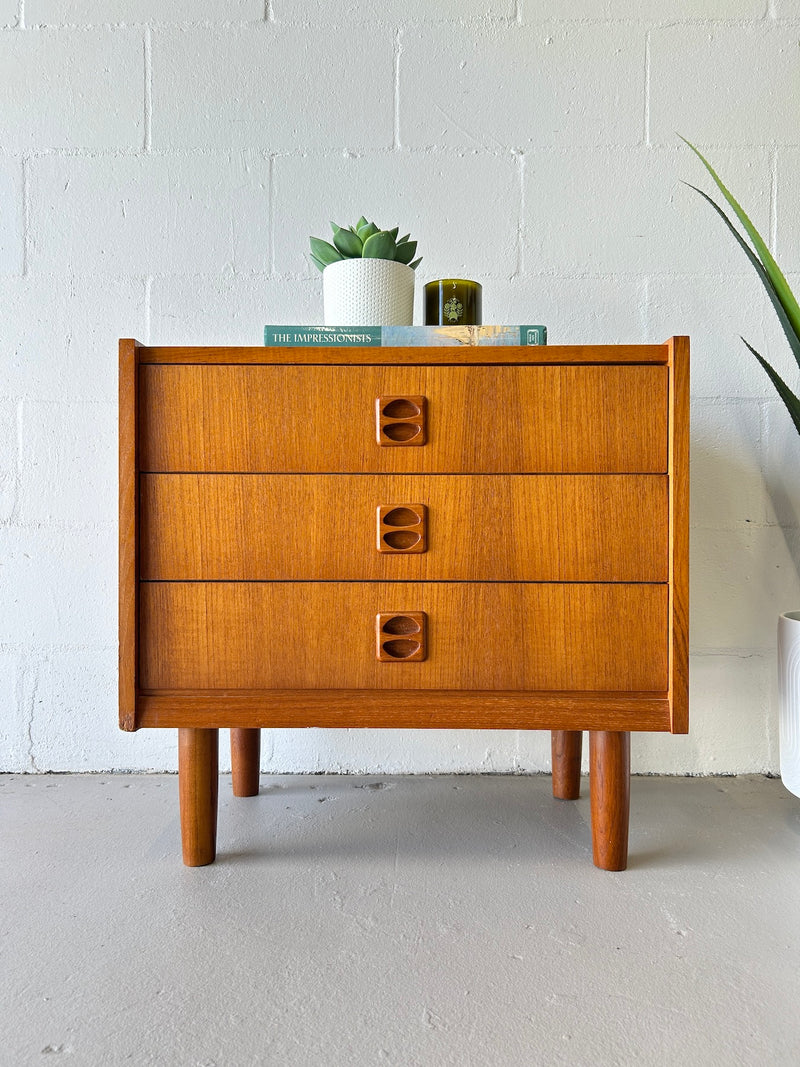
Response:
[264,325,547,347]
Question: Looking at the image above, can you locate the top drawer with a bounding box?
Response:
[139,363,668,473]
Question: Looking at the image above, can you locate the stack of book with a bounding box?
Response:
[263,325,547,347]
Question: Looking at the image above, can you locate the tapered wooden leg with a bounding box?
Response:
[551,730,583,799]
[231,728,261,797]
[589,731,630,871]
[178,728,219,867]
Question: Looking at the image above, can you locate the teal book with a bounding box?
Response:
[264,324,547,347]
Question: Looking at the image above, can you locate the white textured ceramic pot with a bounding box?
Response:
[323,258,415,327]
[777,611,800,797]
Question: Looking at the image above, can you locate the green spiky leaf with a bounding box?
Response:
[409,257,422,270]
[684,183,800,376]
[743,338,800,436]
[311,217,421,269]
[682,137,800,341]
[362,230,398,260]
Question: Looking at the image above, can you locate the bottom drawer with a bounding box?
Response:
[140,583,668,692]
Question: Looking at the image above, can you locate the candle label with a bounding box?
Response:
[424,278,482,326]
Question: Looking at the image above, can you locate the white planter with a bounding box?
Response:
[323,258,415,327]
[777,611,800,797]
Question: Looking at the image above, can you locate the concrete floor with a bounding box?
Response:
[2,772,799,1066]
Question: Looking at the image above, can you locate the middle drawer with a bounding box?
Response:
[140,473,667,582]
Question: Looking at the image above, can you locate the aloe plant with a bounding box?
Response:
[683,136,800,436]
[309,216,422,273]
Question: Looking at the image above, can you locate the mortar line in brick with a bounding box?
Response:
[643,29,651,146]
[770,146,778,253]
[21,657,41,774]
[21,155,28,277]
[691,649,774,659]
[644,273,652,339]
[516,150,525,277]
[145,276,152,344]
[393,29,401,150]
[13,399,23,524]
[5,400,22,524]
[636,275,648,339]
[757,397,768,479]
[267,154,275,276]
[0,644,116,654]
[144,26,152,152]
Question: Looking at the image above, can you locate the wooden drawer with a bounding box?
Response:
[138,364,668,473]
[139,582,668,692]
[140,473,668,582]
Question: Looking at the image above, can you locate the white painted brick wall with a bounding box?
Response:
[2,1,799,776]
[646,274,785,398]
[776,147,800,270]
[0,157,23,273]
[3,275,147,400]
[649,23,800,146]
[0,28,144,150]
[149,274,320,345]
[399,23,645,150]
[273,152,520,279]
[0,399,17,521]
[28,154,272,274]
[151,26,395,151]
[25,1,266,23]
[527,147,772,275]
[17,400,117,525]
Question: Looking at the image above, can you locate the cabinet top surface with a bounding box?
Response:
[122,340,683,366]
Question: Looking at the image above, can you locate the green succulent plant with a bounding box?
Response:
[683,136,800,436]
[309,216,422,273]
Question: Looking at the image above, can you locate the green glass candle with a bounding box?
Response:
[424,279,483,326]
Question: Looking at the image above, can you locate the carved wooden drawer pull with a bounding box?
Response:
[376,612,427,661]
[376,395,427,446]
[377,504,428,553]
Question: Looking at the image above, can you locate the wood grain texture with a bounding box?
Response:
[118,339,139,731]
[137,691,671,732]
[138,364,669,474]
[140,473,668,582]
[551,730,583,799]
[139,582,669,692]
[178,728,219,866]
[668,336,690,733]
[138,343,670,366]
[230,728,261,797]
[589,730,631,871]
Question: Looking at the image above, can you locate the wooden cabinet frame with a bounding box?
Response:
[119,338,689,870]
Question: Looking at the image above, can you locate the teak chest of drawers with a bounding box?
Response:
[119,337,689,870]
